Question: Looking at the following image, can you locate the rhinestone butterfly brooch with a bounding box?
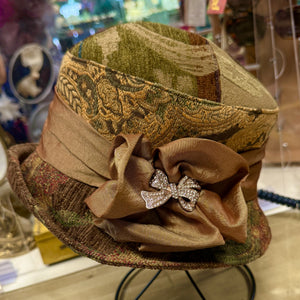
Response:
[141,169,201,212]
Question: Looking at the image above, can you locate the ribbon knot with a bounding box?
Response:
[141,169,201,212]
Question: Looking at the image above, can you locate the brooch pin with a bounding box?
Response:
[141,169,201,212]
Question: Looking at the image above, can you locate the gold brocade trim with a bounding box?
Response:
[56,52,278,152]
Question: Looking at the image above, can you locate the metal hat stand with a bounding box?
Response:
[115,265,256,300]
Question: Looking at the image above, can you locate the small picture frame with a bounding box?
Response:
[8,43,55,105]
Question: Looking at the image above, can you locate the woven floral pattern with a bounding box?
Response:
[57,53,277,152]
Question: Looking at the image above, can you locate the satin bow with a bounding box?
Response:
[85,134,250,252]
[141,169,201,212]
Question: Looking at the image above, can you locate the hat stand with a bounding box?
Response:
[115,265,256,300]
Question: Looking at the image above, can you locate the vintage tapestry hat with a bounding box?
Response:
[7,22,278,270]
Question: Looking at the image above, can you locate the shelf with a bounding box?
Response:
[0,248,98,293]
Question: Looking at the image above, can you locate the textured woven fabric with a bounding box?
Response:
[70,22,277,110]
[57,51,277,152]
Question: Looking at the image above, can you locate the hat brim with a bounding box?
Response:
[8,144,271,270]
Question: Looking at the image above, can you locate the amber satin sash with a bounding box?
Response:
[38,93,111,187]
[37,93,265,252]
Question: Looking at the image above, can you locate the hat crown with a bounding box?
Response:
[70,22,277,109]
[55,22,277,151]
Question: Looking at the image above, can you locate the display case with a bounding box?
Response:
[253,0,300,165]
[53,0,181,52]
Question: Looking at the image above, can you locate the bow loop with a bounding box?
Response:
[178,176,201,190]
[149,168,170,190]
[141,189,171,209]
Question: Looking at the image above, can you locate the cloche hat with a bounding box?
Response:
[7,22,278,270]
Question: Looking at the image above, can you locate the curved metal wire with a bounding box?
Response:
[242,265,256,300]
[114,265,256,300]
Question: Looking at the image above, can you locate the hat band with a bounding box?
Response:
[56,52,278,152]
[37,93,265,252]
[38,91,112,187]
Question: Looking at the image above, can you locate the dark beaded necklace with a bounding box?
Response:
[258,189,300,209]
